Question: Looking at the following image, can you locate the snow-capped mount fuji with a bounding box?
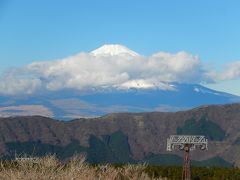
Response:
[0,44,240,119]
[91,44,140,57]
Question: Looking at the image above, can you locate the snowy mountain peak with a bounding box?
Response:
[91,44,140,57]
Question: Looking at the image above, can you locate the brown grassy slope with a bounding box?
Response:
[1,156,240,180]
[0,156,163,180]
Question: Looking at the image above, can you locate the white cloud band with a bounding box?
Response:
[0,45,239,95]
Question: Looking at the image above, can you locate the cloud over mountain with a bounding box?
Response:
[0,44,239,95]
[208,61,240,81]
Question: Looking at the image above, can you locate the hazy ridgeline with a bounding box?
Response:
[0,155,239,180]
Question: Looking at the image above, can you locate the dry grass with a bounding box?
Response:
[0,155,165,180]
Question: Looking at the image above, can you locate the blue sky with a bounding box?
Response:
[1,0,240,95]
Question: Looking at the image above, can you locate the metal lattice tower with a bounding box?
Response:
[166,135,208,180]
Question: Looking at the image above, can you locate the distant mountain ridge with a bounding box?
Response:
[0,103,240,167]
[0,83,239,119]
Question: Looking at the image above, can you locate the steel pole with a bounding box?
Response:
[182,144,191,180]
